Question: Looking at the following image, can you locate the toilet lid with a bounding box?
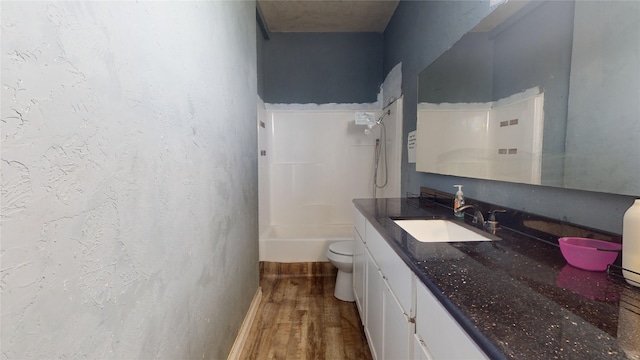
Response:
[329,241,354,256]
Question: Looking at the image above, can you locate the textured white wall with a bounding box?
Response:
[1,1,258,359]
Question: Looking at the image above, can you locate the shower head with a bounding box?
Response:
[357,109,391,135]
[364,110,391,135]
[376,109,391,125]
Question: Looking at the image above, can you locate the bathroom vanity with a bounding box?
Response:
[353,193,639,360]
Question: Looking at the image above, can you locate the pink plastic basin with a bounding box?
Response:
[558,237,622,272]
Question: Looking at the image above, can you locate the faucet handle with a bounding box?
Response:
[485,209,506,233]
[488,209,506,221]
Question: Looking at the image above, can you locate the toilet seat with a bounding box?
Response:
[329,241,353,256]
[327,240,355,302]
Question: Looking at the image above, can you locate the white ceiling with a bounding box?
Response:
[257,0,400,33]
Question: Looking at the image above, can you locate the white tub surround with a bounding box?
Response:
[259,224,353,262]
[258,102,402,262]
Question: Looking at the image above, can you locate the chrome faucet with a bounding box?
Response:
[455,204,485,225]
[455,205,506,234]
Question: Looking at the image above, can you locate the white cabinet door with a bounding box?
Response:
[353,227,366,322]
[415,281,488,360]
[365,251,384,360]
[354,206,366,241]
[383,282,413,360]
[413,334,433,360]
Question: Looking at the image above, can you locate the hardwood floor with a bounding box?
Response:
[239,262,373,360]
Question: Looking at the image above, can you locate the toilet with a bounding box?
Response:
[326,240,355,302]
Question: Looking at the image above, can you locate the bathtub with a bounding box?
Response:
[259,224,354,262]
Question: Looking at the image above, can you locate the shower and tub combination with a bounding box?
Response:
[257,98,403,267]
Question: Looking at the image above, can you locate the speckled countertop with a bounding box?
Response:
[353,197,640,360]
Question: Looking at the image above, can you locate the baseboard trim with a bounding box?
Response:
[227,287,262,360]
[260,261,336,278]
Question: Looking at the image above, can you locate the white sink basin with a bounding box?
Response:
[393,219,493,242]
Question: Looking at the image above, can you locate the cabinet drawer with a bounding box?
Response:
[366,221,413,315]
[415,281,488,360]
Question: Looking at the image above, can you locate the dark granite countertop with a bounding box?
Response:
[353,197,640,360]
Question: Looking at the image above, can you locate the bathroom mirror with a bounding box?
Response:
[416,0,640,196]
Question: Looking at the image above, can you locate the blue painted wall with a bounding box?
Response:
[383,1,634,233]
[417,32,494,104]
[262,32,383,104]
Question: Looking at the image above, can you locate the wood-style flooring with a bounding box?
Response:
[239,262,373,360]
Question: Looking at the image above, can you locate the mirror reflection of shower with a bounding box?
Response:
[357,109,391,198]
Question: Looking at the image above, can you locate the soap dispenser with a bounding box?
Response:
[453,185,465,218]
[623,198,640,287]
